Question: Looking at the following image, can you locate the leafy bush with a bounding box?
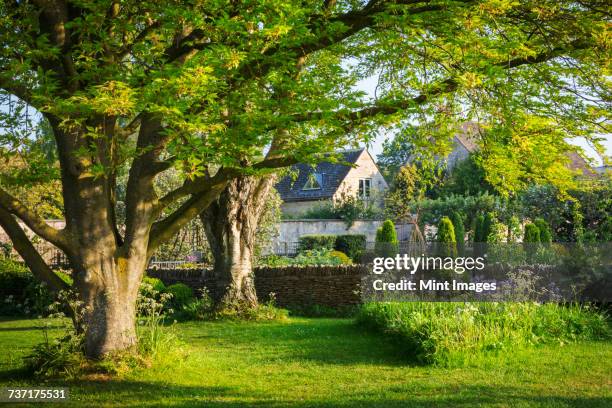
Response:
[24,326,84,379]
[180,289,288,322]
[375,219,398,257]
[0,259,56,316]
[298,235,337,252]
[298,194,383,225]
[334,234,366,262]
[0,259,31,298]
[357,302,609,366]
[165,283,194,309]
[293,250,344,265]
[24,290,87,379]
[260,249,349,266]
[436,216,457,257]
[142,276,166,293]
[329,250,352,265]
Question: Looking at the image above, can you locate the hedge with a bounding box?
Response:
[334,234,366,262]
[298,235,337,252]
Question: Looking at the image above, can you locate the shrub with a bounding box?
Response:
[436,217,457,257]
[357,302,609,366]
[534,218,552,244]
[524,223,541,242]
[142,276,166,293]
[482,212,495,242]
[298,235,336,252]
[24,290,87,379]
[523,223,541,261]
[334,234,366,262]
[375,219,398,257]
[165,283,194,309]
[450,212,465,252]
[0,259,57,316]
[0,259,31,298]
[473,214,485,243]
[292,249,344,266]
[329,250,352,265]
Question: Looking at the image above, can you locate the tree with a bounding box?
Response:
[440,154,494,197]
[0,1,608,358]
[204,0,610,311]
[376,127,418,182]
[199,175,277,310]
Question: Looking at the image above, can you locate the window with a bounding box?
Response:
[303,173,322,190]
[358,178,372,199]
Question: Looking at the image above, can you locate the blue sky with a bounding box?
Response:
[355,76,611,166]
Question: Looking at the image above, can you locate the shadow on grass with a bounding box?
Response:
[182,318,413,366]
[11,381,611,407]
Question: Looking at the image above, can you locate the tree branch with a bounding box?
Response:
[291,37,594,124]
[0,206,68,292]
[0,188,72,254]
[148,180,228,256]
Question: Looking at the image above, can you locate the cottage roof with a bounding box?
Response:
[275,149,365,202]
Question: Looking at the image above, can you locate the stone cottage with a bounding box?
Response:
[275,148,388,217]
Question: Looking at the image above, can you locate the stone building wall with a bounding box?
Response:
[333,150,388,205]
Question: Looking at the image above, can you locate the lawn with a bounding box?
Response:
[0,316,610,407]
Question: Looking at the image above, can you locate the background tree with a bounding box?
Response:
[439,154,494,197]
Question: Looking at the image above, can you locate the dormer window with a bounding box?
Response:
[303,172,322,190]
[358,178,371,198]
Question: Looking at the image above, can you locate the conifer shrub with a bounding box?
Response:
[482,212,495,242]
[450,212,465,253]
[534,218,552,244]
[523,223,541,262]
[436,216,457,257]
[375,219,398,257]
[524,223,541,243]
[473,214,486,243]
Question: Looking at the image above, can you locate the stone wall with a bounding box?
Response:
[148,265,366,308]
[273,220,413,253]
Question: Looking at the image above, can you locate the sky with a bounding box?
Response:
[355,76,612,166]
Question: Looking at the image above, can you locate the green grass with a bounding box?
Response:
[357,302,610,366]
[0,316,611,407]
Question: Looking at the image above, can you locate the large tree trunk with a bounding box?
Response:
[200,175,275,310]
[75,255,146,357]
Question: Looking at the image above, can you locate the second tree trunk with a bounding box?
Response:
[200,175,275,310]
